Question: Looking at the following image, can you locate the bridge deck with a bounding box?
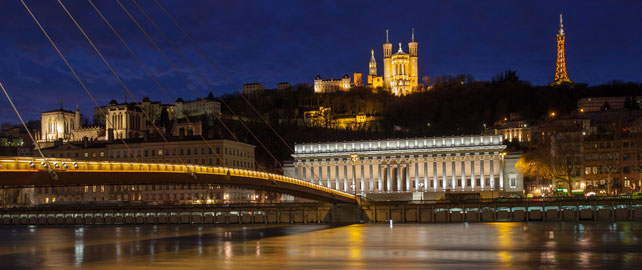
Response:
[0,157,356,204]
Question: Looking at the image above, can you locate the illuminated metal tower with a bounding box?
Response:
[551,14,573,86]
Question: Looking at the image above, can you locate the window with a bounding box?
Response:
[100,152,105,157]
[509,174,517,188]
[151,150,156,156]
[180,149,184,155]
[144,150,148,157]
[187,149,191,155]
[84,152,89,157]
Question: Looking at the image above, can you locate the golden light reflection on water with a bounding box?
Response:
[0,223,642,269]
[347,224,363,261]
[491,222,518,265]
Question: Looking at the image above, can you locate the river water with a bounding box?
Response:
[0,222,641,269]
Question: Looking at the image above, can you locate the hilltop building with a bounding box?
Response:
[314,29,419,96]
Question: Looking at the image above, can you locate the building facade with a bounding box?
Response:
[174,94,221,119]
[241,83,265,96]
[313,75,351,93]
[39,108,77,143]
[285,135,523,198]
[383,29,418,96]
[33,138,258,205]
[105,101,145,140]
[276,82,292,90]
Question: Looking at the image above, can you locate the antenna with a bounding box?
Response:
[559,13,564,35]
[386,29,389,43]
[412,28,414,42]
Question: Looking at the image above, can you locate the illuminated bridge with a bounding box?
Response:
[0,157,357,204]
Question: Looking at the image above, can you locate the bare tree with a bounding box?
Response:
[517,136,581,196]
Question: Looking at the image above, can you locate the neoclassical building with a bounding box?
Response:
[285,135,523,198]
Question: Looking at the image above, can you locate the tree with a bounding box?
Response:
[517,136,580,196]
[422,75,431,86]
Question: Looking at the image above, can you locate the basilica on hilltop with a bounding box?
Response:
[314,29,419,96]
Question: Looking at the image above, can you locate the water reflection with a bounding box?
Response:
[0,222,641,269]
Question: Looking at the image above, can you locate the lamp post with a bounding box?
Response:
[418,182,425,201]
[350,153,359,195]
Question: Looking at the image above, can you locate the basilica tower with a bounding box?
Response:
[382,29,392,86]
[408,28,418,88]
[551,14,572,86]
[369,49,377,76]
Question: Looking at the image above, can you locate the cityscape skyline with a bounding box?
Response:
[1,0,641,122]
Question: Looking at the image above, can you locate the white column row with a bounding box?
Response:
[294,153,505,194]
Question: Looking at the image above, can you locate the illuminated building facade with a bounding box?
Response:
[241,83,265,96]
[40,107,77,143]
[105,101,145,140]
[383,29,419,96]
[551,14,573,86]
[314,74,351,93]
[34,138,258,205]
[286,135,523,198]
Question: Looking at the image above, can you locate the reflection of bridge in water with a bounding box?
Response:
[0,157,356,204]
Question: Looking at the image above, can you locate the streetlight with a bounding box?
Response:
[418,182,425,201]
[350,153,359,195]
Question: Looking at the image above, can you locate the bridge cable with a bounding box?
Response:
[139,0,322,184]
[117,0,283,169]
[19,0,139,163]
[55,0,199,176]
[86,0,230,171]
[0,81,58,180]
[151,0,294,154]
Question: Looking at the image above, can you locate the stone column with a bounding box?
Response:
[423,156,428,192]
[414,156,420,192]
[490,156,495,190]
[334,159,339,190]
[470,155,476,191]
[360,161,365,194]
[378,159,383,193]
[499,155,504,191]
[326,159,331,188]
[387,161,392,192]
[432,157,438,192]
[460,158,466,192]
[351,160,356,194]
[294,162,300,179]
[396,159,402,192]
[302,161,308,182]
[480,155,485,191]
[312,159,318,185]
[369,158,374,193]
[343,160,349,192]
[316,159,322,186]
[451,156,456,191]
[442,157,447,191]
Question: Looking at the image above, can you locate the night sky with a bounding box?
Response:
[0,0,641,123]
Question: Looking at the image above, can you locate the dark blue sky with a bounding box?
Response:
[0,0,641,123]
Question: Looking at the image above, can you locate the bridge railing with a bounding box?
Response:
[0,157,355,200]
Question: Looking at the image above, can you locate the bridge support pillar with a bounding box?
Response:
[333,203,361,224]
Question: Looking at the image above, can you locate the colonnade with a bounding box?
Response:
[294,153,505,194]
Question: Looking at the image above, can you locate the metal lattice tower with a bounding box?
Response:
[552,14,573,86]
